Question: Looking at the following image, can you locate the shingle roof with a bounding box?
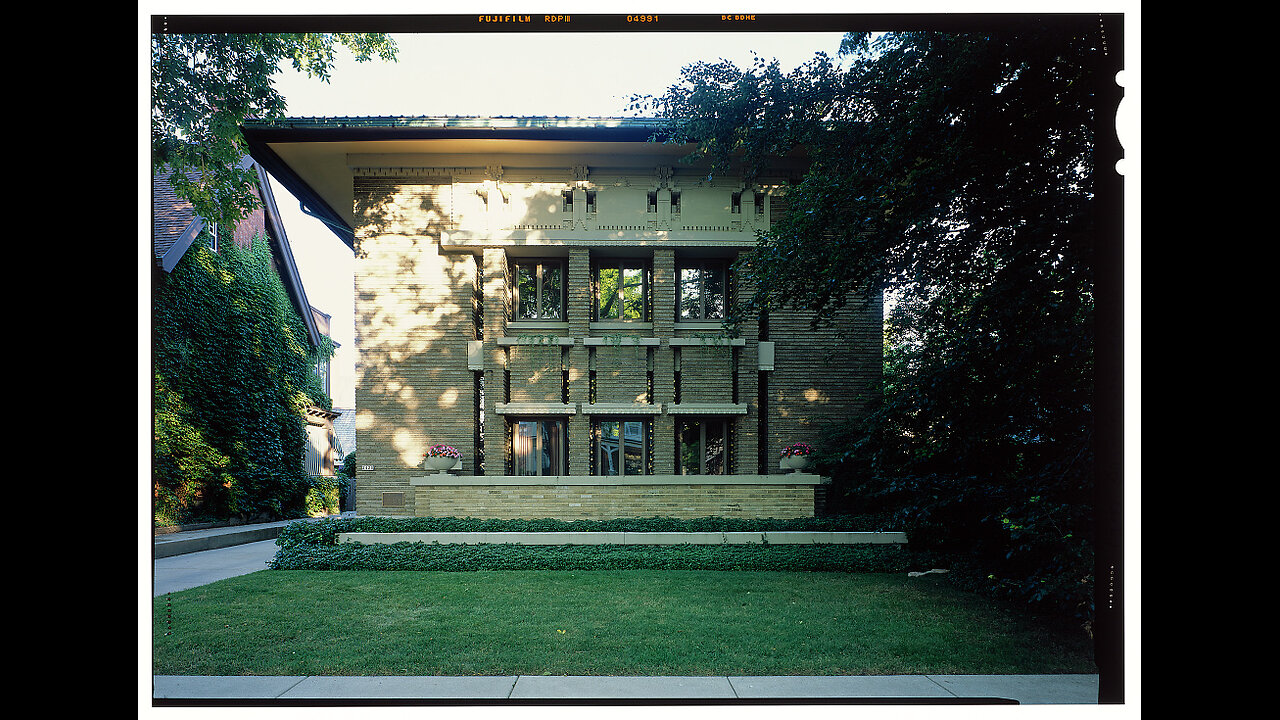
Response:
[331,407,356,458]
[152,167,201,267]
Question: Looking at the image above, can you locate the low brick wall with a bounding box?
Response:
[409,476,819,520]
[338,530,909,545]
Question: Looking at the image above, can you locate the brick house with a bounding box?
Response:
[241,117,881,519]
[153,157,341,478]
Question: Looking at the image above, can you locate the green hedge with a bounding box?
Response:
[303,476,344,516]
[268,514,909,573]
[268,541,911,573]
[276,513,901,549]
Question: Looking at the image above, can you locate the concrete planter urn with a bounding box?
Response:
[779,442,815,473]
[780,455,811,473]
[423,445,461,474]
[424,456,456,472]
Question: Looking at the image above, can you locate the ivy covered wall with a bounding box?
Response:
[153,232,334,525]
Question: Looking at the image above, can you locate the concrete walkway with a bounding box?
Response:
[150,517,1102,704]
[153,673,1099,703]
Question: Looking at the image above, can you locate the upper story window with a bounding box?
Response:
[731,191,742,214]
[595,259,650,321]
[670,191,680,214]
[585,190,597,214]
[562,190,573,212]
[677,260,728,320]
[512,259,564,320]
[647,191,658,213]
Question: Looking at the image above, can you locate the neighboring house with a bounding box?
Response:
[242,116,881,519]
[153,157,342,477]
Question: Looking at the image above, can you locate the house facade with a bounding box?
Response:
[242,117,881,520]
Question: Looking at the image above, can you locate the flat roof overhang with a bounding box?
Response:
[239,117,807,249]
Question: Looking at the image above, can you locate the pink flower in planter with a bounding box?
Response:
[424,444,461,460]
[780,442,814,458]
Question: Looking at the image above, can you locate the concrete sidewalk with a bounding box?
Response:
[153,673,1098,703]
[153,513,350,558]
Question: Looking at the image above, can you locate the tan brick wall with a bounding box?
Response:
[414,483,815,520]
[353,176,479,514]
[508,344,563,402]
[566,248,592,475]
[765,292,883,470]
[734,268,761,473]
[594,345,650,403]
[481,248,508,475]
[678,345,735,402]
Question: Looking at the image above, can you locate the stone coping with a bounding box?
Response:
[492,336,743,347]
[409,473,827,486]
[584,336,661,346]
[493,402,578,415]
[665,402,749,414]
[338,530,909,546]
[581,402,663,414]
[668,336,747,346]
[497,336,575,346]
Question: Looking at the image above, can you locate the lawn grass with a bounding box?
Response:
[152,569,1096,677]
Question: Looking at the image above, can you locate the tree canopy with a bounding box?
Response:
[635,26,1117,624]
[151,33,398,230]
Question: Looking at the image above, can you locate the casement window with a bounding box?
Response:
[595,419,651,477]
[512,259,565,320]
[594,259,650,321]
[677,260,728,320]
[511,418,566,476]
[677,419,729,475]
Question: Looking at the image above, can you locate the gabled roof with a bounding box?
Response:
[153,156,323,348]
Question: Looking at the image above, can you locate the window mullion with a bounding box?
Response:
[699,265,708,320]
[701,420,711,476]
[536,263,544,318]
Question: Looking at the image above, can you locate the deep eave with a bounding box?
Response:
[240,116,700,249]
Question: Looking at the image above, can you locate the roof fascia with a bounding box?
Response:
[161,216,204,273]
[254,157,324,349]
[242,131,356,250]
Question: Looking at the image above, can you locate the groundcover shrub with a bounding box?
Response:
[275,513,901,549]
[268,514,910,573]
[268,540,911,573]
